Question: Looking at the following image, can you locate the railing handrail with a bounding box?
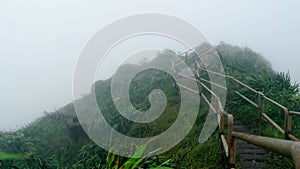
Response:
[198,67,300,168]
[173,53,300,168]
[173,62,237,168]
[263,95,288,111]
[172,66,222,111]
[290,111,300,116]
[233,90,258,108]
[196,67,300,141]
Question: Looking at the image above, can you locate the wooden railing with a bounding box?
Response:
[172,54,300,168]
[199,66,300,141]
[201,68,300,168]
[173,61,236,168]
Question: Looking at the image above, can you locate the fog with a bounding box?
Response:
[1,0,300,130]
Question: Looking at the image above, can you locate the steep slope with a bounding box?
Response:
[0,43,299,169]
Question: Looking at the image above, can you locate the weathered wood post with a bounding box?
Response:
[228,115,236,168]
[284,108,291,140]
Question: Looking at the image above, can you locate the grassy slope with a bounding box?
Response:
[0,43,299,168]
[218,42,299,169]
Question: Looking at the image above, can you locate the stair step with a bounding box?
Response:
[239,154,270,161]
[237,143,260,149]
[240,161,268,169]
[237,139,255,144]
[233,125,251,132]
[238,148,268,154]
[234,120,244,125]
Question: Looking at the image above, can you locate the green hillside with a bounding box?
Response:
[0,43,299,169]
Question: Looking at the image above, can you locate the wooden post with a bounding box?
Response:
[257,92,265,130]
[220,113,225,134]
[291,143,300,169]
[288,113,293,139]
[228,115,236,167]
[258,92,262,117]
[284,108,290,140]
[257,92,265,116]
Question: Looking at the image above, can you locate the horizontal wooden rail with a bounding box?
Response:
[197,66,227,78]
[263,95,287,111]
[199,82,224,115]
[290,111,300,116]
[199,81,219,98]
[201,93,217,114]
[261,95,292,139]
[200,78,228,90]
[262,113,285,134]
[234,91,258,108]
[177,81,221,115]
[289,134,300,142]
[175,72,195,81]
[227,76,258,94]
[176,83,199,94]
[174,67,223,115]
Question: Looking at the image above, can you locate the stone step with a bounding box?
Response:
[234,120,244,125]
[239,154,270,161]
[234,125,248,130]
[237,143,261,149]
[238,148,268,154]
[240,161,268,169]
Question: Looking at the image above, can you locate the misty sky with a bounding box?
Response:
[1,1,300,130]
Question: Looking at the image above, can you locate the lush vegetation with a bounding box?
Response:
[0,42,299,168]
[217,42,300,169]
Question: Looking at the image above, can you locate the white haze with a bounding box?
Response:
[0,0,300,130]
